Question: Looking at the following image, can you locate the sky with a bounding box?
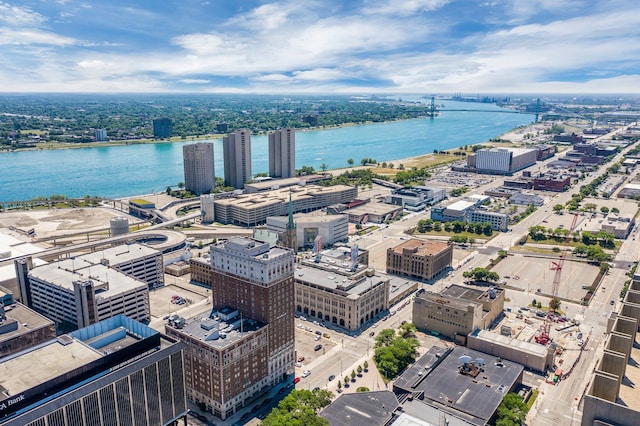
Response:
[1,0,639,94]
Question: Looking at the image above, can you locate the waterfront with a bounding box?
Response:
[0,101,533,202]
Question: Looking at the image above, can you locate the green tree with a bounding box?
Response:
[549,297,561,312]
[262,389,333,426]
[320,163,328,173]
[363,360,369,371]
[398,322,417,338]
[600,206,609,214]
[351,370,356,381]
[496,393,528,426]
[337,381,342,392]
[357,365,363,375]
[177,182,185,189]
[356,387,370,392]
[611,207,620,214]
[347,158,354,166]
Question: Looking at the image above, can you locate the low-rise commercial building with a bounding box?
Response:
[386,239,453,281]
[0,315,187,426]
[510,193,544,206]
[468,210,509,232]
[534,175,571,192]
[386,186,447,211]
[601,214,635,239]
[0,303,55,359]
[413,284,504,343]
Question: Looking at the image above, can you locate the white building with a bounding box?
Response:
[473,148,537,174]
[26,259,149,329]
[266,213,348,249]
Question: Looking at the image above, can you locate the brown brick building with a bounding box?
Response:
[386,239,453,281]
[177,237,295,420]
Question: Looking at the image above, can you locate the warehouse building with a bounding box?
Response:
[468,148,537,175]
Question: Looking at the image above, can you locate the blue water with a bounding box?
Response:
[0,101,533,202]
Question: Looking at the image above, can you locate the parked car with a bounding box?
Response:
[328,375,335,381]
[302,370,311,378]
[369,331,375,337]
[293,377,300,384]
[297,356,305,362]
[314,344,322,351]
[315,330,322,335]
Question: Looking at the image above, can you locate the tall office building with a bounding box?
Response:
[222,129,252,189]
[268,128,295,178]
[152,118,172,138]
[94,129,107,142]
[0,315,187,426]
[209,237,295,386]
[183,142,216,195]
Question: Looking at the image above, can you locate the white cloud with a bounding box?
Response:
[0,28,77,45]
[363,0,451,16]
[0,2,46,26]
[179,78,210,84]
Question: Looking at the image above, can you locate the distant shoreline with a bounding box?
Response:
[0,119,407,154]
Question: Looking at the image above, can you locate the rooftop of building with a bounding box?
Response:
[77,243,160,265]
[295,262,385,298]
[212,237,292,261]
[394,345,523,425]
[389,239,450,256]
[344,201,402,216]
[319,391,399,426]
[28,259,148,297]
[478,147,536,155]
[213,184,354,207]
[416,291,481,311]
[0,303,53,343]
[0,315,159,405]
[165,306,266,350]
[445,200,477,212]
[267,212,348,225]
[396,398,479,426]
[472,329,550,358]
[442,284,503,303]
[244,177,302,191]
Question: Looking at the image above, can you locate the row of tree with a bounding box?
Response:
[416,218,494,236]
[528,226,615,249]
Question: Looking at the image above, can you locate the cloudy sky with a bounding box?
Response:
[1,0,639,94]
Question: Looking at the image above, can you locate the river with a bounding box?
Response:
[0,101,533,202]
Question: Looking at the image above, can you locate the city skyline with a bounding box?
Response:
[0,1,639,94]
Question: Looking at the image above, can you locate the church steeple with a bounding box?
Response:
[287,189,296,231]
[280,189,297,251]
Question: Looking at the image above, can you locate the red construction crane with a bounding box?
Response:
[535,213,579,345]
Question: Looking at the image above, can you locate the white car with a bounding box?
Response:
[302,370,311,378]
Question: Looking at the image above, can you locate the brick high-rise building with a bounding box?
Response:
[209,237,295,382]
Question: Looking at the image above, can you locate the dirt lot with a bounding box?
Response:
[0,207,131,238]
[493,254,600,303]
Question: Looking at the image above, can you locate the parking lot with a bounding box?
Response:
[294,320,337,374]
[148,278,210,319]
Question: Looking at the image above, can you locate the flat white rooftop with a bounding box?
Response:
[28,259,147,296]
[0,340,101,398]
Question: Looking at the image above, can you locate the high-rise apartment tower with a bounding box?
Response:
[183,142,216,195]
[268,128,295,178]
[222,130,252,189]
